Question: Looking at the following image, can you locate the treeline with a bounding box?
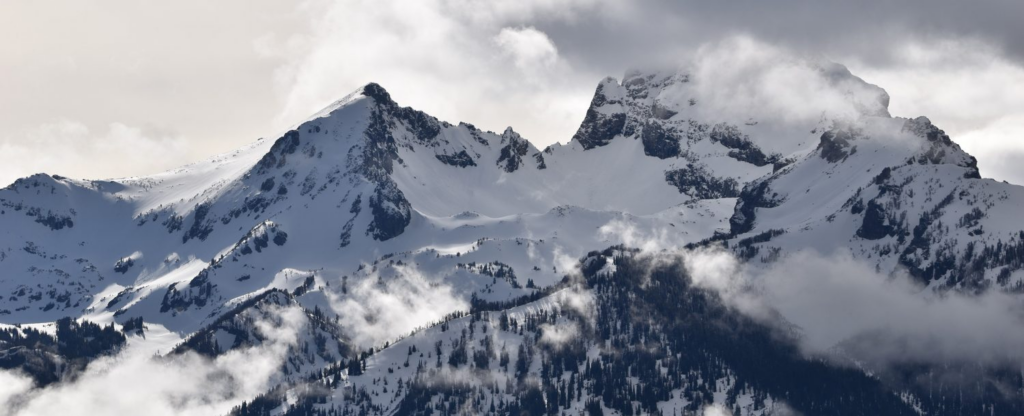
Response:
[0,317,127,387]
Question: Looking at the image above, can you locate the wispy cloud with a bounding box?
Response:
[326,264,468,350]
[683,248,1024,367]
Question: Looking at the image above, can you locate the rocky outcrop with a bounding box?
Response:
[709,124,778,167]
[665,164,740,200]
[367,180,411,241]
[435,150,477,168]
[640,121,681,159]
[572,78,627,150]
[496,128,530,172]
[817,126,861,163]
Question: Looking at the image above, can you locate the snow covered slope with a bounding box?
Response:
[1,60,1022,415]
[717,115,1024,292]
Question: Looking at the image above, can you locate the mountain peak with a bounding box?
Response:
[359,82,396,107]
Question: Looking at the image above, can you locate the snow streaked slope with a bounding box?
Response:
[1,68,791,330]
[0,62,1019,334]
[2,60,1023,415]
[721,115,1024,291]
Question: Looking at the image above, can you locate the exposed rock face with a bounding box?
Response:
[182,202,214,243]
[903,117,982,179]
[817,126,861,163]
[533,152,547,169]
[496,128,530,172]
[255,130,301,175]
[729,179,782,235]
[665,164,740,200]
[367,180,412,241]
[640,120,681,159]
[857,199,897,240]
[435,150,477,168]
[709,124,778,167]
[162,221,292,313]
[572,78,627,150]
[359,101,401,182]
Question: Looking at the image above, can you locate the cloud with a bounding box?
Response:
[598,219,678,253]
[0,1,299,184]
[0,305,306,416]
[494,27,561,82]
[5,1,1024,185]
[702,404,732,416]
[269,0,601,148]
[684,37,888,126]
[682,248,1024,367]
[0,372,33,414]
[0,120,189,186]
[557,286,595,317]
[850,38,1024,185]
[327,264,468,350]
[552,245,581,276]
[539,321,578,348]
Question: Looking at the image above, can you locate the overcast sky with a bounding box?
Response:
[2,0,1023,186]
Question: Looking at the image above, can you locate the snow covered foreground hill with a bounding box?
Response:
[2,63,1023,415]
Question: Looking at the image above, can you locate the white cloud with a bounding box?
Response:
[682,248,1024,366]
[539,321,578,348]
[684,37,888,128]
[558,287,595,318]
[552,245,581,276]
[270,0,601,148]
[4,1,1024,187]
[598,219,678,253]
[0,372,33,415]
[494,27,560,75]
[850,38,1024,185]
[327,264,468,350]
[0,305,306,416]
[0,120,189,186]
[702,403,733,416]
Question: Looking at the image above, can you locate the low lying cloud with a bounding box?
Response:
[539,321,578,349]
[702,404,732,416]
[328,264,468,350]
[552,245,582,277]
[557,286,595,317]
[683,248,1024,368]
[0,305,306,416]
[598,219,1024,370]
[599,219,677,253]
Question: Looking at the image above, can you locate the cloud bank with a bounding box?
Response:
[327,264,468,350]
[599,216,1024,370]
[683,248,1024,367]
[0,305,306,416]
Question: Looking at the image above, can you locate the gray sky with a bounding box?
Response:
[2,0,1023,186]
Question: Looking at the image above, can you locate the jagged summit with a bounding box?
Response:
[360,82,392,104]
[2,59,1024,415]
[0,62,1018,332]
[570,63,892,158]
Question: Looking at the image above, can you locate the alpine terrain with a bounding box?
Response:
[2,61,1023,416]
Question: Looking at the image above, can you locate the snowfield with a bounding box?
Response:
[2,61,1023,415]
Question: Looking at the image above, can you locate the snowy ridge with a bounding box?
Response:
[0,62,1022,415]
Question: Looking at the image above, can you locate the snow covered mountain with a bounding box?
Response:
[2,61,1023,415]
